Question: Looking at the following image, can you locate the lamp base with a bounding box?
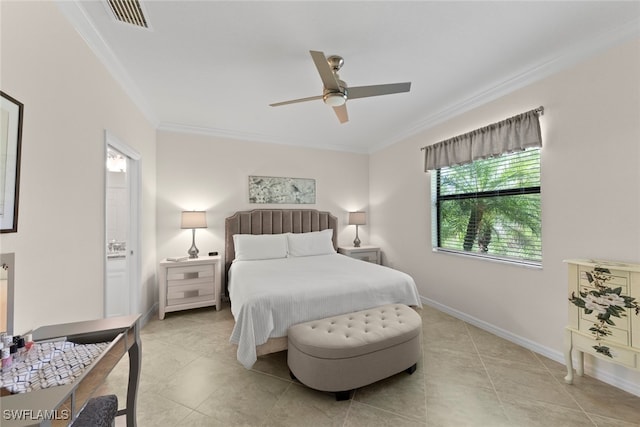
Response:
[353,225,361,248]
[188,229,199,259]
[188,246,199,259]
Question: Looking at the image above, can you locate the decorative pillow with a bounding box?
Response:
[233,233,288,261]
[287,229,336,257]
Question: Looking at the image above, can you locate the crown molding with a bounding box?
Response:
[54,0,637,155]
[370,17,640,154]
[55,0,159,127]
[157,122,369,154]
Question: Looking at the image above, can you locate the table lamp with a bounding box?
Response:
[181,211,207,258]
[348,211,366,248]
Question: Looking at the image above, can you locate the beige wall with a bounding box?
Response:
[0,1,157,332]
[156,131,369,262]
[370,38,640,391]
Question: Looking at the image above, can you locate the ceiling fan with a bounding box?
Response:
[269,50,411,124]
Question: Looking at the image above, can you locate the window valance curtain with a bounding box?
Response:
[422,107,543,171]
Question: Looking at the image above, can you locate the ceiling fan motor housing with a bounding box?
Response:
[327,55,344,71]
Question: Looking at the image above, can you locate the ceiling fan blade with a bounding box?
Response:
[310,50,340,91]
[347,82,411,100]
[269,95,323,107]
[333,104,349,124]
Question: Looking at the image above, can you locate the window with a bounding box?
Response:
[433,148,541,265]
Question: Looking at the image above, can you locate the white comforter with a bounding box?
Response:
[228,254,422,368]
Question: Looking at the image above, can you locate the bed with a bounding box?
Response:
[225,209,422,368]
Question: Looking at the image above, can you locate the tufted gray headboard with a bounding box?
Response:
[224,209,338,295]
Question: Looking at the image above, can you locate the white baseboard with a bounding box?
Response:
[139,302,158,329]
[421,296,640,397]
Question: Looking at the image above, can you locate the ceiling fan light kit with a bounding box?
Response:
[323,91,347,107]
[270,50,411,123]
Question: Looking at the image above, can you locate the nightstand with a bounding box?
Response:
[158,255,221,320]
[338,246,381,264]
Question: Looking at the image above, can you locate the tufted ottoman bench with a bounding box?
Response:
[287,304,422,400]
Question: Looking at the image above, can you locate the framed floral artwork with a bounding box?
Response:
[248,176,316,204]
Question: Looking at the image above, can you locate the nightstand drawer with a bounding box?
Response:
[167,264,214,282]
[168,293,214,307]
[167,281,214,299]
[350,250,379,263]
[338,246,381,264]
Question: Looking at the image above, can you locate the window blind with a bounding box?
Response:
[435,148,541,263]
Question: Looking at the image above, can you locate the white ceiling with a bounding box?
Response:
[57,1,639,153]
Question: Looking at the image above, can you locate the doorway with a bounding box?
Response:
[105,131,141,317]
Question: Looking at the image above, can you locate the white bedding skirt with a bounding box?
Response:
[228,254,422,368]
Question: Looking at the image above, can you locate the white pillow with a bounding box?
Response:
[233,233,288,261]
[287,229,336,257]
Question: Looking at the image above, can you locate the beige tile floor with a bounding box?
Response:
[103,304,640,426]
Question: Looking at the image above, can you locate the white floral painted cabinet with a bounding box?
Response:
[564,259,640,383]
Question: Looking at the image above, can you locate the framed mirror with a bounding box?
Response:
[1,91,23,233]
[1,252,14,334]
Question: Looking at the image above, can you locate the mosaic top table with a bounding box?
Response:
[1,314,141,427]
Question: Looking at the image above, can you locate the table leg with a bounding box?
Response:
[576,349,584,376]
[564,328,574,384]
[126,323,141,426]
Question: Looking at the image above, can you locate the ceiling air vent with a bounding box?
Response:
[106,0,149,28]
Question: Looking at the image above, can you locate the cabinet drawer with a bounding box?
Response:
[578,317,629,346]
[572,332,637,369]
[578,266,629,293]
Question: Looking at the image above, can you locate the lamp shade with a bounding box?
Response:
[181,211,207,229]
[348,211,366,226]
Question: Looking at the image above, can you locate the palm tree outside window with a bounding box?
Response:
[423,107,543,266]
[434,148,541,264]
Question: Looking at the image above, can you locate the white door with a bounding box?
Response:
[105,131,141,317]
